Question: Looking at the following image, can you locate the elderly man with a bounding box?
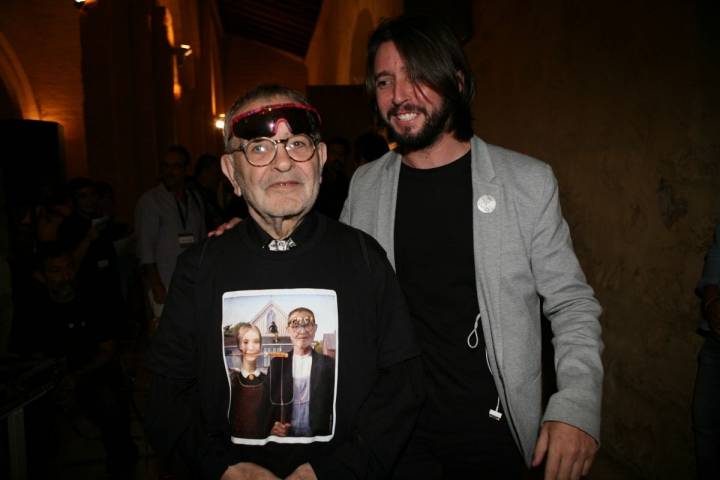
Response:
[340,15,604,480]
[145,85,422,480]
[268,307,334,437]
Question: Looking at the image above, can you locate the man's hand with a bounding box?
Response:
[271,421,291,436]
[532,421,598,480]
[208,217,242,237]
[221,462,279,480]
[286,463,317,480]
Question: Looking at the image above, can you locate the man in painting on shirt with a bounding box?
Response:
[269,307,334,437]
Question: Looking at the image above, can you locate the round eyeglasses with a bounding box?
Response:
[234,134,318,167]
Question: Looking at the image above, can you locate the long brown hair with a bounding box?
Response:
[366,15,475,141]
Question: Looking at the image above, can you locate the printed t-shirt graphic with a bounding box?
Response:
[222,289,337,445]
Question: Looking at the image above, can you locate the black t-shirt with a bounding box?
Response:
[395,152,505,437]
[147,213,422,479]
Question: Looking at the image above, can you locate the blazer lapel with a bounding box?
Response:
[375,154,402,268]
[470,137,505,369]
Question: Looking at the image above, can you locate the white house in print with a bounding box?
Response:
[250,301,290,337]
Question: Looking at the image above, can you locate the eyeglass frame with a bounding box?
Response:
[288,315,316,332]
[288,322,316,333]
[230,133,321,167]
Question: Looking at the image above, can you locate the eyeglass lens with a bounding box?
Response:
[244,135,315,166]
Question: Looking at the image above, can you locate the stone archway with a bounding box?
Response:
[0,32,39,120]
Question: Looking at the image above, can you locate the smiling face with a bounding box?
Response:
[221,95,326,233]
[373,41,450,151]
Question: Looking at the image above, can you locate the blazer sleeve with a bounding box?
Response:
[530,165,604,442]
[339,172,357,226]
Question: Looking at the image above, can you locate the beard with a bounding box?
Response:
[383,100,452,151]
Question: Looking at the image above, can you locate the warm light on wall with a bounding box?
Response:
[214,114,225,130]
[160,8,183,100]
[73,0,97,8]
[173,44,192,67]
[179,44,192,57]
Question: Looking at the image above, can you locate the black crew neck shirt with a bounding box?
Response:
[147,213,422,479]
[394,151,504,436]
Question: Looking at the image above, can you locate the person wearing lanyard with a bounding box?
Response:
[135,145,206,323]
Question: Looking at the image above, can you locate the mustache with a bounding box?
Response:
[388,104,428,117]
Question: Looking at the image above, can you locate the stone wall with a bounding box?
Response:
[306,0,403,85]
[222,38,307,109]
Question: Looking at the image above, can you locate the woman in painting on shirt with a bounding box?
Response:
[228,323,272,439]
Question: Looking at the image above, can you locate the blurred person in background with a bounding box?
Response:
[10,244,137,477]
[135,145,206,325]
[191,153,226,231]
[60,178,126,333]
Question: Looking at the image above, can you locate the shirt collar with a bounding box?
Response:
[245,212,318,251]
[240,367,261,378]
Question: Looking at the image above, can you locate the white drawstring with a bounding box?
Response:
[482,328,503,421]
[466,313,481,349]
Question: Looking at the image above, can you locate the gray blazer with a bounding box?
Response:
[340,135,603,465]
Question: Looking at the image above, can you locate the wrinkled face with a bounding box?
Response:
[373,41,450,150]
[221,96,327,224]
[287,310,317,352]
[239,328,261,359]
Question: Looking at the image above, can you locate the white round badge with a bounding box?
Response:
[477,194,496,213]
